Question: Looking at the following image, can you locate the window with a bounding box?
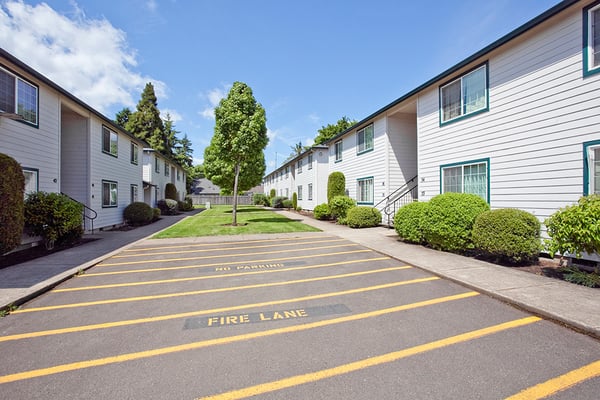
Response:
[297,158,303,173]
[285,166,289,178]
[130,184,138,203]
[0,66,38,126]
[308,183,313,201]
[335,140,343,162]
[285,188,289,198]
[584,140,600,195]
[308,153,313,169]
[440,64,488,124]
[130,142,138,165]
[584,1,600,76]
[102,180,118,207]
[102,126,118,156]
[357,177,374,204]
[440,159,489,202]
[357,124,374,154]
[155,157,160,173]
[177,169,181,181]
[165,163,170,177]
[297,185,303,200]
[22,168,38,196]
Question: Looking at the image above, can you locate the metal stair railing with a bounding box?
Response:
[374,175,418,228]
[61,193,98,233]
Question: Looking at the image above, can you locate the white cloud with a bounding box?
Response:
[308,113,320,124]
[161,109,183,122]
[192,157,204,166]
[199,84,230,120]
[0,1,166,114]
[145,0,158,12]
[267,127,280,141]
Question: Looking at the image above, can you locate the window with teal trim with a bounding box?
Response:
[357,124,374,154]
[0,65,38,126]
[441,160,489,202]
[584,1,600,76]
[440,64,488,124]
[357,177,374,204]
[583,140,600,195]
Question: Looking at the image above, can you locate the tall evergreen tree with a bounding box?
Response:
[162,113,179,157]
[126,82,165,153]
[203,82,268,225]
[115,107,132,128]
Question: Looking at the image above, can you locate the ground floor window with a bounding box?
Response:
[357,177,374,204]
[22,168,38,197]
[102,180,118,207]
[297,185,303,200]
[440,158,489,202]
[130,184,138,203]
[584,140,600,195]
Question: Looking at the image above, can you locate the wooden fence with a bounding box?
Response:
[189,195,253,206]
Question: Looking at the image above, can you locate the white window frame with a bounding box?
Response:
[357,124,374,154]
[155,157,160,173]
[297,158,303,174]
[440,159,489,202]
[130,184,138,203]
[102,126,118,157]
[585,2,600,75]
[357,177,374,205]
[165,162,170,177]
[297,185,303,201]
[335,140,343,162]
[22,168,39,197]
[0,65,38,126]
[102,180,118,208]
[308,183,313,201]
[308,153,313,169]
[439,63,488,124]
[130,142,138,165]
[584,140,600,195]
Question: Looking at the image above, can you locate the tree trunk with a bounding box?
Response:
[232,163,240,226]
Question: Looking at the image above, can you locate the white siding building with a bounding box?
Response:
[142,148,187,207]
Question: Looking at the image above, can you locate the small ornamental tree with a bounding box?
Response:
[327,172,345,204]
[292,192,298,210]
[165,183,177,200]
[0,153,25,255]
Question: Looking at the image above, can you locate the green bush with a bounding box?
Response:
[269,188,276,198]
[124,202,154,225]
[545,195,600,258]
[314,203,331,220]
[292,192,298,209]
[329,195,356,220]
[153,207,161,221]
[346,206,382,228]
[0,153,25,255]
[327,172,345,204]
[157,199,178,215]
[24,192,83,247]
[182,196,194,211]
[558,266,600,288]
[394,201,428,244]
[282,199,293,208]
[253,193,270,206]
[165,183,177,200]
[473,208,541,265]
[271,196,287,208]
[421,193,490,253]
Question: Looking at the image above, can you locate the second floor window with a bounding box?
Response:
[0,66,38,126]
[102,126,118,156]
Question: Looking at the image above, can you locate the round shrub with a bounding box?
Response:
[393,201,428,244]
[545,195,600,258]
[329,195,356,220]
[269,188,276,198]
[421,193,490,253]
[182,196,194,211]
[165,183,177,200]
[24,192,83,248]
[0,153,25,255]
[124,202,154,225]
[346,206,382,228]
[253,193,270,206]
[292,192,298,210]
[270,196,287,208]
[473,208,541,265]
[153,207,161,221]
[327,172,345,204]
[314,203,331,220]
[282,199,293,208]
[157,199,178,215]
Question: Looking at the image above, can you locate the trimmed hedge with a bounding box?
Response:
[153,207,161,221]
[545,195,600,258]
[394,201,428,244]
[473,208,541,265]
[253,193,270,206]
[165,183,177,200]
[0,153,25,255]
[292,192,298,210]
[157,198,178,215]
[346,206,382,228]
[24,192,83,247]
[314,203,331,220]
[421,193,489,253]
[124,202,154,225]
[327,172,345,204]
[329,195,356,220]
[282,199,293,208]
[271,196,287,208]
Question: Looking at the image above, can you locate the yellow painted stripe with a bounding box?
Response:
[197,316,542,400]
[13,262,419,313]
[1,287,477,343]
[115,238,347,258]
[505,359,600,400]
[98,243,361,267]
[125,235,333,252]
[80,249,372,277]
[55,259,404,293]
[0,291,484,384]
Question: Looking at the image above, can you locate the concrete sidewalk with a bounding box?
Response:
[1,208,599,339]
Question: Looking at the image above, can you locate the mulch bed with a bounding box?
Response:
[0,238,99,269]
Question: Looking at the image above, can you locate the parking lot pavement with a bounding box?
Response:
[1,232,599,399]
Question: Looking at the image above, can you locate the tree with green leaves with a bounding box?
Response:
[162,113,179,157]
[174,133,194,192]
[126,82,166,153]
[314,116,356,145]
[115,107,132,128]
[203,82,268,225]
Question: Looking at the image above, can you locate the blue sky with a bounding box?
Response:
[1,0,561,173]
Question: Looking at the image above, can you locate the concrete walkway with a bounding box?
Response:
[1,208,599,339]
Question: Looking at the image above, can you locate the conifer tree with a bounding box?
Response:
[126,82,165,153]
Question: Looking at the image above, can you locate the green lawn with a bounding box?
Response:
[153,205,320,238]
